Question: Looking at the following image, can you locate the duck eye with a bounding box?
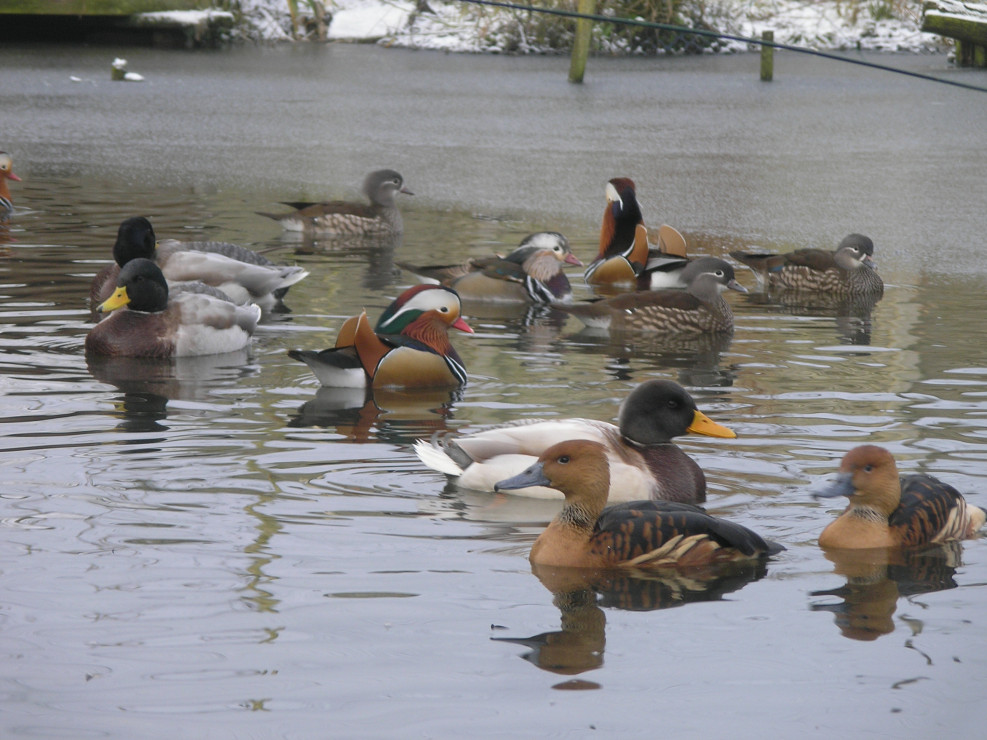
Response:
[439,306,449,313]
[862,464,873,472]
[715,270,724,277]
[557,455,570,464]
[667,400,679,409]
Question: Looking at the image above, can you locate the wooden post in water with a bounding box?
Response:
[569,0,596,83]
[760,30,774,81]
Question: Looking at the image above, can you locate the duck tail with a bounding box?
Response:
[413,436,466,477]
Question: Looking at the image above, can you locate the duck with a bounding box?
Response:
[85,258,261,358]
[397,232,582,304]
[0,151,21,223]
[561,257,746,334]
[494,439,783,568]
[257,169,412,236]
[288,284,473,390]
[89,217,309,316]
[413,379,736,503]
[730,234,883,296]
[815,445,986,550]
[583,177,689,288]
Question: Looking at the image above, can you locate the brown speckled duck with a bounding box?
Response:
[0,151,21,224]
[398,232,582,304]
[815,445,986,550]
[258,169,412,236]
[85,258,261,358]
[730,234,883,296]
[288,284,473,390]
[413,379,736,503]
[563,257,746,334]
[90,217,309,316]
[495,439,783,568]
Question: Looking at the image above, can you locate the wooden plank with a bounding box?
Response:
[0,1,209,15]
[923,10,987,45]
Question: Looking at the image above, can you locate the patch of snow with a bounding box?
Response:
[327,0,415,40]
[137,10,235,24]
[234,0,948,54]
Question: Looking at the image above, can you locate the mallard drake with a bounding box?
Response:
[815,445,986,550]
[0,151,21,223]
[85,258,261,358]
[562,257,746,334]
[413,379,735,503]
[398,232,582,304]
[730,234,883,295]
[495,439,783,568]
[288,284,473,389]
[90,217,309,316]
[257,169,412,236]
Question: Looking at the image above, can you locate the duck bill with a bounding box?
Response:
[494,461,550,492]
[400,186,414,196]
[564,253,584,267]
[7,172,21,182]
[451,317,474,334]
[687,410,736,439]
[813,472,855,499]
[727,279,748,294]
[98,286,132,313]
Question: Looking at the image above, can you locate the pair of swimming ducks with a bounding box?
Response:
[414,379,985,570]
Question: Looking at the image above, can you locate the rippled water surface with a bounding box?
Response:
[1,43,986,738]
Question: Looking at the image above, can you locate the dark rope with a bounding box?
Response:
[456,0,987,93]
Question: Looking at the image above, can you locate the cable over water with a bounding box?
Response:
[456,0,987,93]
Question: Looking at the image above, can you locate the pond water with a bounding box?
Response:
[1,42,985,738]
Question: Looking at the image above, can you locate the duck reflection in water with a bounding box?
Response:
[87,350,258,434]
[566,328,736,388]
[493,559,770,679]
[288,385,461,445]
[810,542,963,641]
[288,231,403,292]
[742,289,882,346]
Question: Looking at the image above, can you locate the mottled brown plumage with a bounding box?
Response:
[816,445,986,550]
[731,234,883,296]
[257,169,412,235]
[564,257,746,334]
[495,439,783,568]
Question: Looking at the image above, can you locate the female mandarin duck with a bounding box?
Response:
[583,177,689,288]
[397,232,582,304]
[0,151,21,224]
[495,440,783,568]
[730,234,883,296]
[815,445,986,550]
[562,257,746,334]
[85,259,261,358]
[413,379,736,503]
[90,217,309,316]
[288,284,473,390]
[257,169,412,236]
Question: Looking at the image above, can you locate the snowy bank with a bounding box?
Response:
[232,0,948,54]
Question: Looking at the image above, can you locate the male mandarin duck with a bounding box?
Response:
[257,169,412,236]
[583,177,689,288]
[730,234,883,296]
[561,257,746,334]
[397,232,582,304]
[413,379,736,503]
[815,445,986,550]
[0,151,21,223]
[495,439,783,568]
[288,284,473,390]
[85,258,261,358]
[89,217,309,316]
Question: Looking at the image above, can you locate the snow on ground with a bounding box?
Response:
[233,0,947,54]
